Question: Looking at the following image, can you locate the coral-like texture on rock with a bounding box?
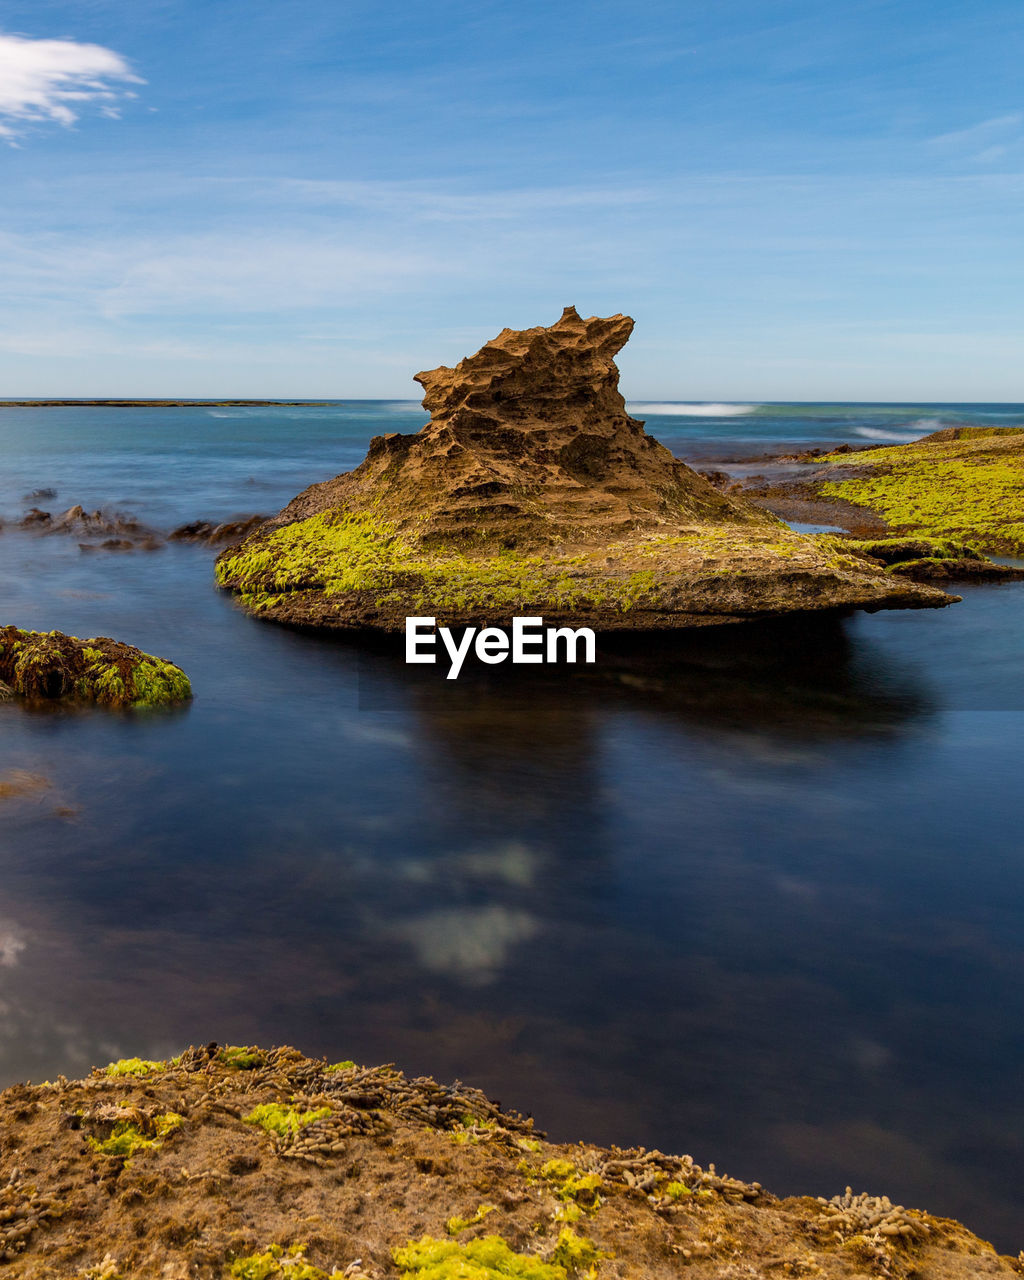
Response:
[0,1044,1017,1278]
[217,308,953,629]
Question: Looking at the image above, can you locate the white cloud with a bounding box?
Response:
[927,113,1024,163]
[0,30,142,141]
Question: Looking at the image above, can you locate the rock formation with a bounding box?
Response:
[0,1044,1018,1277]
[216,308,953,629]
[0,627,191,708]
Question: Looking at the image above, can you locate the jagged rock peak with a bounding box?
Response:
[413,305,635,421]
[265,306,756,545]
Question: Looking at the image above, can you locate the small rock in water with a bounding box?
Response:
[0,626,191,708]
[169,515,266,544]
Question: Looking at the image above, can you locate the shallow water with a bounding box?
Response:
[1,402,1023,1251]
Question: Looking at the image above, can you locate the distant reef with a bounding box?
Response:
[0,1043,1019,1277]
[0,399,329,408]
[216,307,953,629]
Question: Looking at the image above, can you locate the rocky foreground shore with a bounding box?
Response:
[0,1045,1019,1278]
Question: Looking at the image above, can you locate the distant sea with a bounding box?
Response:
[2,401,1024,1251]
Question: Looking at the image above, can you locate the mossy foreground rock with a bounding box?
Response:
[0,1045,1018,1278]
[815,426,1024,554]
[0,627,191,707]
[216,308,951,629]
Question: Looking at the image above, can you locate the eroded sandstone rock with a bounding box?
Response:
[216,308,954,630]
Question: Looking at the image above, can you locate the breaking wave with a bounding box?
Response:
[629,402,760,417]
[855,424,938,442]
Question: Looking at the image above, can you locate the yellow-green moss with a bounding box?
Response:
[217,509,844,619]
[393,1235,568,1279]
[550,1228,608,1271]
[823,535,983,564]
[0,627,190,708]
[324,1059,356,1073]
[538,1160,602,1211]
[819,435,1024,553]
[665,1181,692,1201]
[450,1117,502,1145]
[219,1045,265,1070]
[103,1057,164,1078]
[229,1243,335,1279]
[126,656,192,707]
[446,1204,498,1235]
[89,1112,183,1160]
[243,1103,332,1137]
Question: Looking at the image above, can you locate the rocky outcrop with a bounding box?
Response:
[0,1044,1018,1278]
[748,426,1024,556]
[0,627,191,708]
[169,515,267,545]
[217,308,954,629]
[17,505,161,551]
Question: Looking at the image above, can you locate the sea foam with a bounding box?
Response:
[628,402,759,417]
[855,424,936,442]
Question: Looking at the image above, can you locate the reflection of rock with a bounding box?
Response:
[354,612,934,774]
[0,772,50,803]
[217,307,952,629]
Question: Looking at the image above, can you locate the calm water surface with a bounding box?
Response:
[1,401,1023,1251]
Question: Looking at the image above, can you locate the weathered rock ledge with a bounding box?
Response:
[216,309,953,630]
[0,1045,1019,1278]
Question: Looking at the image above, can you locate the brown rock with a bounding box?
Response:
[169,516,267,545]
[216,308,954,630]
[0,1045,1016,1278]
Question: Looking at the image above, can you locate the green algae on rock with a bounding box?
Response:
[0,1043,1018,1278]
[217,308,953,630]
[817,426,1024,553]
[0,626,191,708]
[815,534,1024,583]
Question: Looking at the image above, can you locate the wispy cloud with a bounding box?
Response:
[927,113,1024,164]
[0,30,142,142]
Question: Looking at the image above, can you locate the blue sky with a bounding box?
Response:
[1,0,1023,398]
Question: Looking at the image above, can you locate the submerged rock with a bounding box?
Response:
[217,308,952,629]
[0,627,191,708]
[169,515,267,545]
[0,1043,1016,1277]
[17,504,161,549]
